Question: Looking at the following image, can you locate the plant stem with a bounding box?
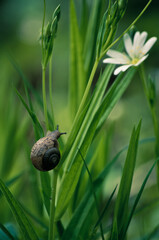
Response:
[49,57,55,129]
[139,64,159,183]
[42,67,49,130]
[139,65,159,142]
[72,59,99,124]
[49,170,58,240]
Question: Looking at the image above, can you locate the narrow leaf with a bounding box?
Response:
[0,172,24,199]
[78,149,105,240]
[121,158,159,239]
[15,88,44,139]
[110,120,141,239]
[69,0,86,116]
[83,0,104,76]
[40,172,51,215]
[0,179,39,240]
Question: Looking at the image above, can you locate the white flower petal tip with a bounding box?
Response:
[103,31,157,75]
[114,64,132,75]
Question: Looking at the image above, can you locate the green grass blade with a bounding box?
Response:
[10,56,54,130]
[9,55,34,111]
[83,0,104,76]
[80,0,89,44]
[0,172,24,198]
[121,158,159,239]
[110,120,141,239]
[69,0,86,117]
[40,172,51,215]
[97,69,135,132]
[89,185,117,240]
[78,149,105,240]
[9,56,43,110]
[110,218,118,240]
[20,203,48,230]
[0,179,39,240]
[15,88,44,139]
[94,185,118,230]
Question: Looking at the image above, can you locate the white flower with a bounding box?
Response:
[103,31,157,75]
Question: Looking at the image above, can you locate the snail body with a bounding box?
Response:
[30,126,66,171]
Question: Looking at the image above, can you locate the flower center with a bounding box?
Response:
[131,58,139,64]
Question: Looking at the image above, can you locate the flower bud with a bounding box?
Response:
[41,5,61,68]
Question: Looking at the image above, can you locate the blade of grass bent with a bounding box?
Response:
[0,179,39,240]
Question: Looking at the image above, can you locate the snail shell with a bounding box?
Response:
[30,126,66,171]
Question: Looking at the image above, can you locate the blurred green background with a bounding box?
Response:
[0,0,159,239]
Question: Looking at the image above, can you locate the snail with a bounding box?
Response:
[30,126,66,171]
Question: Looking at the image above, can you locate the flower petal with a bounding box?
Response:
[124,33,134,58]
[142,37,157,54]
[106,49,129,60]
[114,64,132,75]
[133,31,148,57]
[103,57,129,64]
[133,31,140,48]
[138,31,148,47]
[134,54,148,66]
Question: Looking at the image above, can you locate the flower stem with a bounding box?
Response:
[72,59,99,124]
[139,65,159,140]
[49,170,58,240]
[139,64,159,183]
[42,67,49,130]
[49,57,55,129]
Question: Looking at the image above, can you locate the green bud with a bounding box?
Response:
[52,4,61,22]
[118,0,128,18]
[42,4,61,68]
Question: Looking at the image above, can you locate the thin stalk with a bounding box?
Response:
[139,64,159,185]
[78,149,105,240]
[139,65,159,142]
[49,57,55,129]
[42,67,49,130]
[49,170,58,240]
[72,59,99,124]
